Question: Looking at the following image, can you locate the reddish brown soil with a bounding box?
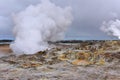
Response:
[0,44,12,55]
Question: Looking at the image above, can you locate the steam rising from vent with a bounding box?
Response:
[10,0,73,54]
[101,19,120,39]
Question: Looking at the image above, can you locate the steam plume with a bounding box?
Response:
[10,0,73,54]
[101,19,120,39]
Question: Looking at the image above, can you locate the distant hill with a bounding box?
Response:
[0,39,13,42]
[0,39,13,44]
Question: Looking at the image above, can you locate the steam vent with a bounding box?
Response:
[0,0,120,80]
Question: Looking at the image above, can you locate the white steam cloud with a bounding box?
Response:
[101,19,120,39]
[10,0,73,54]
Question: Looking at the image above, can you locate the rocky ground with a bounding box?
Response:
[0,40,120,80]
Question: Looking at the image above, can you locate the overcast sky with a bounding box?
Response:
[0,0,120,40]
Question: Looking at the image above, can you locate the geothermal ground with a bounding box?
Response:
[0,40,120,80]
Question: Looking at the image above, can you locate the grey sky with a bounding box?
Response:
[0,0,120,40]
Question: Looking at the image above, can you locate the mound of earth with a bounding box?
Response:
[0,40,120,80]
